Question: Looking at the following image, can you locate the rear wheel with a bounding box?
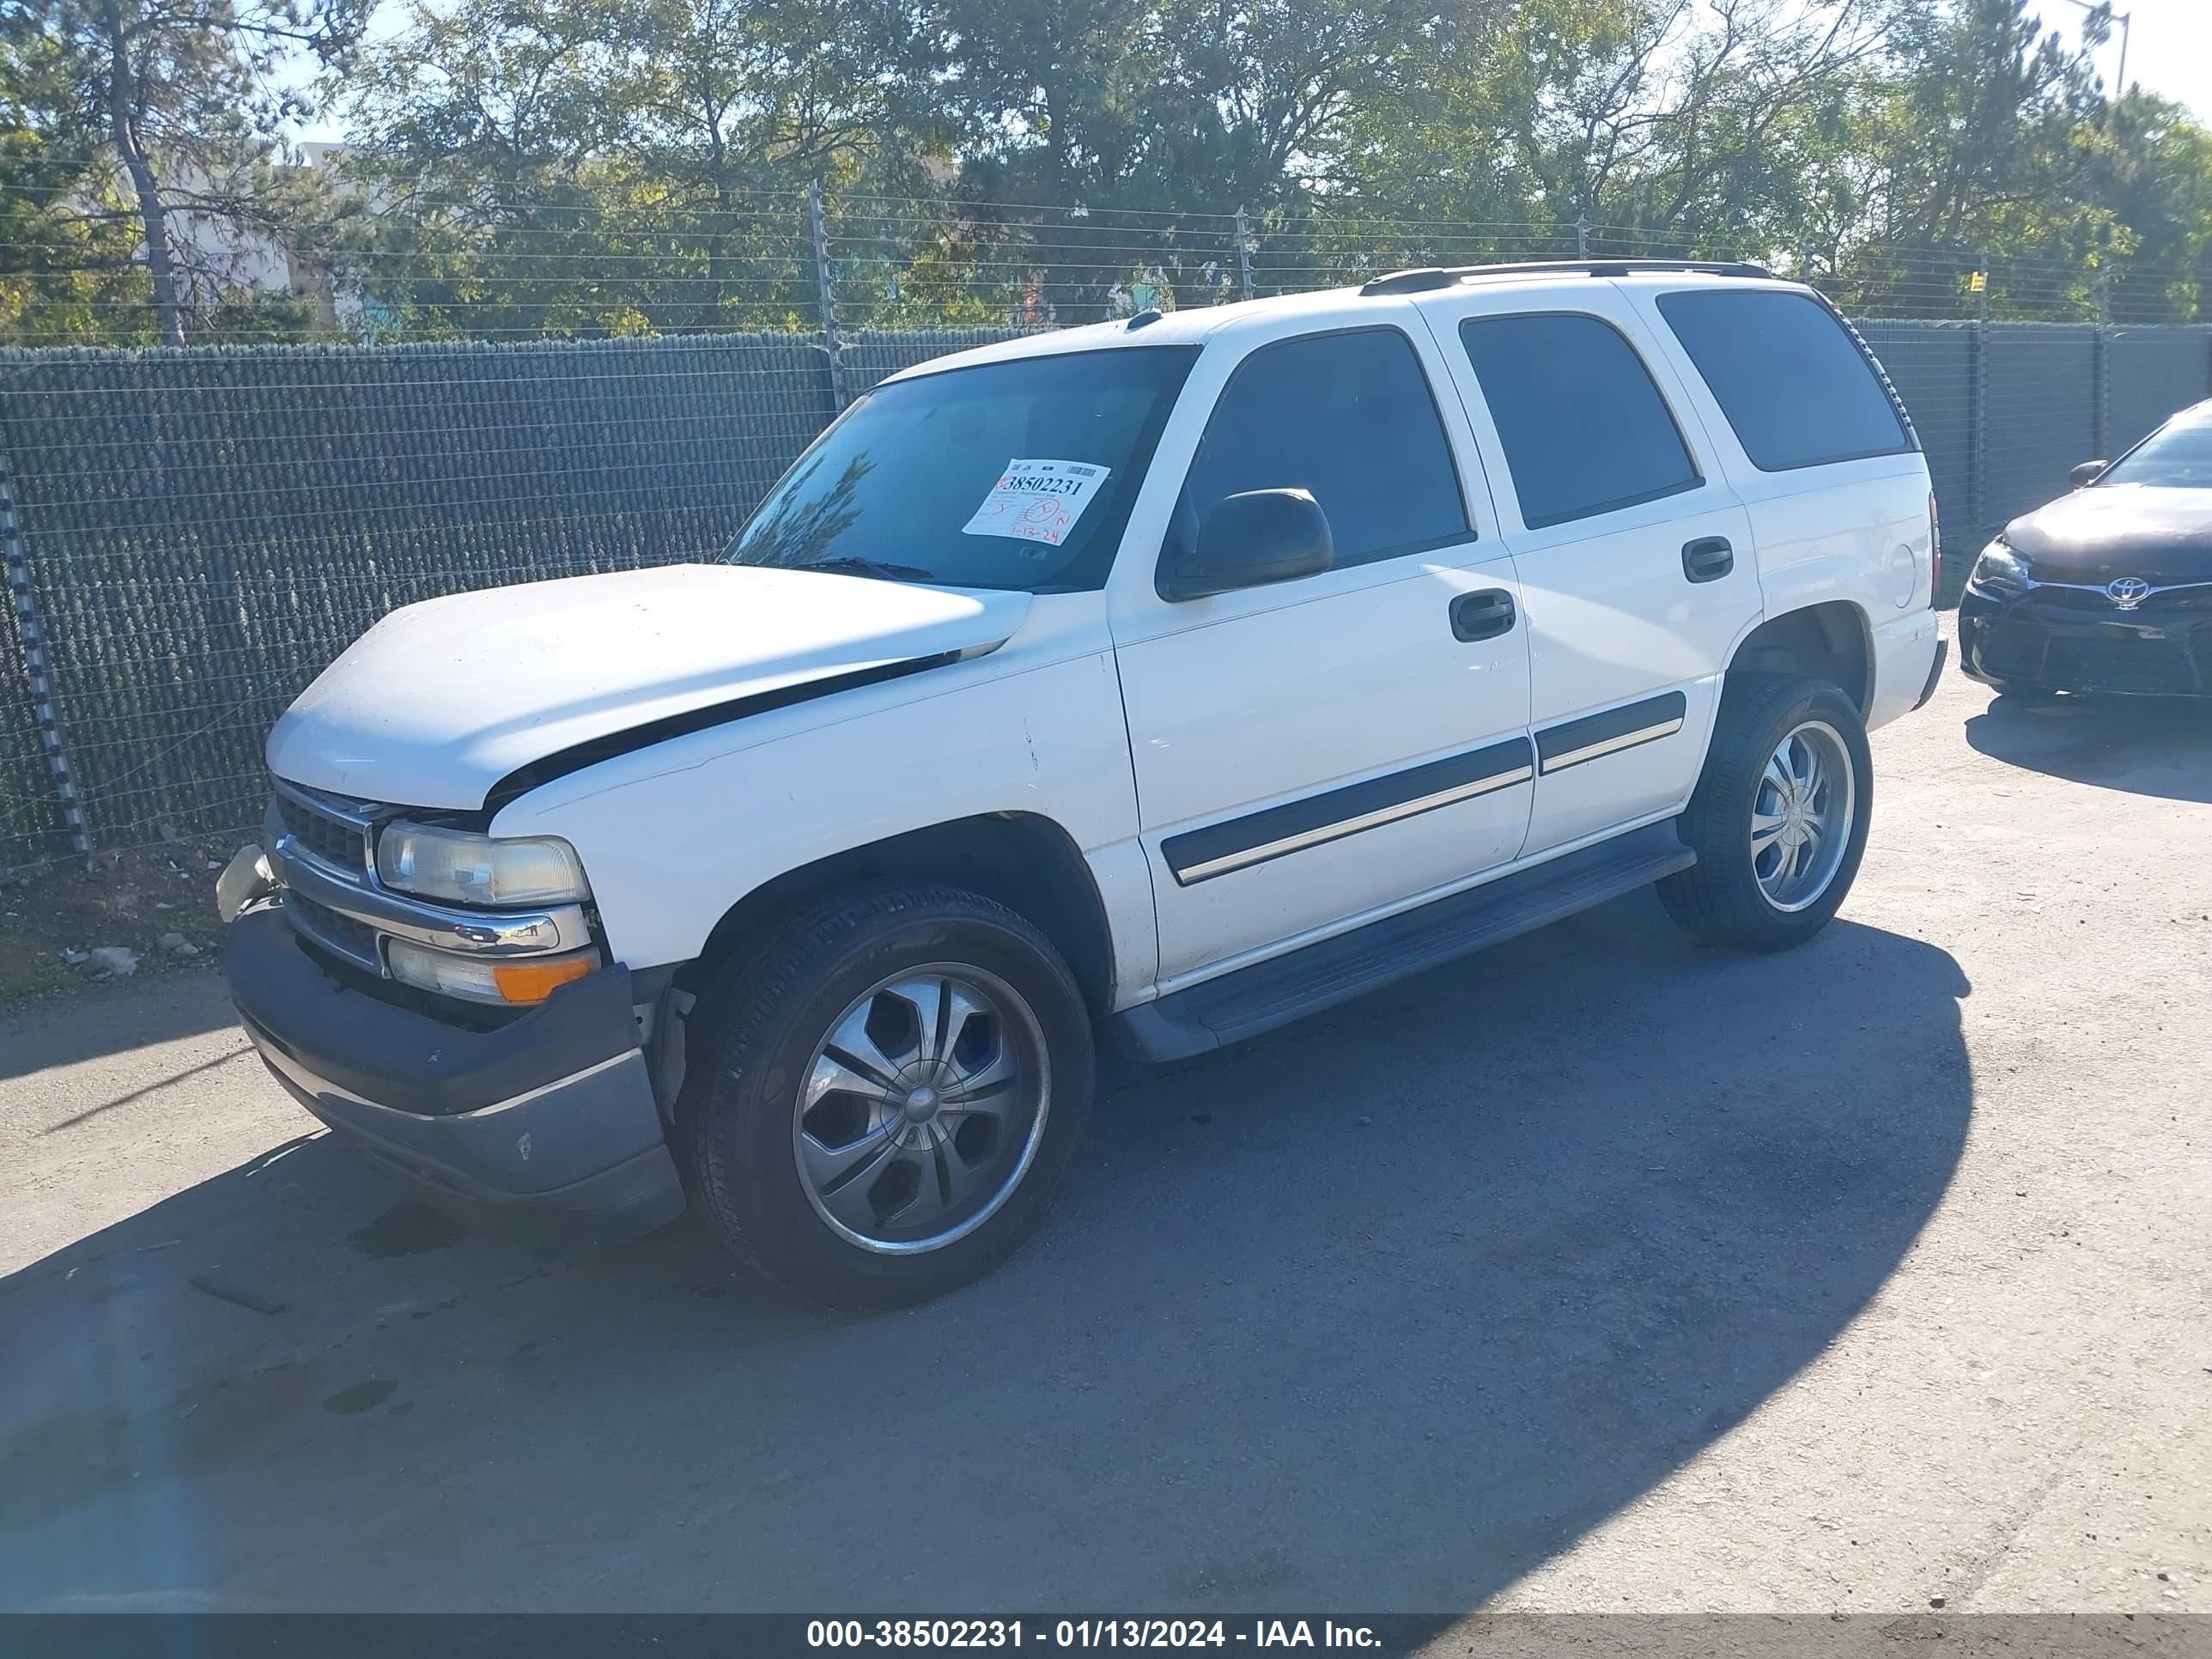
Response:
[678,882,1094,1309]
[1658,673,1872,951]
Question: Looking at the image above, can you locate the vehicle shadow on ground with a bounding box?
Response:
[0,970,240,1085]
[1964,691,2212,803]
[0,896,1971,1613]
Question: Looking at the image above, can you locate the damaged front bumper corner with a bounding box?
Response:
[223,907,684,1243]
[215,842,279,924]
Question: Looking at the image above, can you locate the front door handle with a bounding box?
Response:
[1682,536,1734,583]
[1449,588,1516,642]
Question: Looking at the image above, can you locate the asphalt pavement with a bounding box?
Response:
[3,627,2207,1614]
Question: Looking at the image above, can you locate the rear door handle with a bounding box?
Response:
[1682,536,1734,583]
[1449,588,1516,642]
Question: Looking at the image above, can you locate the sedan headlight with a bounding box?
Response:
[1967,540,2032,594]
[374,822,589,908]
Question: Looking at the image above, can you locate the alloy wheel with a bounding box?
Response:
[793,964,1050,1254]
[1750,719,1856,913]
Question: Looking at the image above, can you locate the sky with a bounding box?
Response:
[2033,0,2212,120]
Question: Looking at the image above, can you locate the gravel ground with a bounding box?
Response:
[0,838,236,1005]
[2,626,2207,1617]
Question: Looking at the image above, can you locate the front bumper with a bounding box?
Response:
[225,907,684,1240]
[1958,583,2212,696]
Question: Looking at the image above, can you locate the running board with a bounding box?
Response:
[1109,821,1695,1063]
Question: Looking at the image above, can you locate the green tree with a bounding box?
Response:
[334,0,939,337]
[2,0,366,343]
[11,0,2212,342]
[2092,94,2212,320]
[1827,0,2118,313]
[926,0,1461,316]
[0,34,148,343]
[1335,0,1902,258]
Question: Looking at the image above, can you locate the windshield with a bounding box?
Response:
[725,345,1199,592]
[2100,404,2212,488]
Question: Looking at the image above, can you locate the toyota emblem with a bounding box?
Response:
[2106,577,2150,609]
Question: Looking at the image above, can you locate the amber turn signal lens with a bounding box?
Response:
[490,955,597,1004]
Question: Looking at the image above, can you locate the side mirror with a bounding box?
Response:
[2069,459,2107,489]
[1159,488,1334,601]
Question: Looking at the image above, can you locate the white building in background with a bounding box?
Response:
[164,143,353,328]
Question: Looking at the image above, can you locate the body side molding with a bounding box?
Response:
[1159,737,1534,886]
[1535,691,1688,775]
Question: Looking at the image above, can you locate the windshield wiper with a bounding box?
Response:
[789,555,937,582]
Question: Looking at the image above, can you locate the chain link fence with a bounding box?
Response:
[3,189,2210,872]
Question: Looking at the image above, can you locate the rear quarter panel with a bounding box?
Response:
[1619,283,1940,730]
[1735,455,1941,730]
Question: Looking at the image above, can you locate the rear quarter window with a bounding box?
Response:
[1657,289,1911,471]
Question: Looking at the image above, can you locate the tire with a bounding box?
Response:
[678,881,1094,1310]
[1657,673,1872,951]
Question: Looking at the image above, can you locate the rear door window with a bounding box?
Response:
[1178,326,1469,569]
[1458,313,1701,530]
[1657,289,1911,471]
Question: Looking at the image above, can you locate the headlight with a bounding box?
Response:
[1967,540,2031,594]
[386,939,597,1006]
[374,822,589,908]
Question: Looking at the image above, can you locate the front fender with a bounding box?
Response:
[489,641,1155,1000]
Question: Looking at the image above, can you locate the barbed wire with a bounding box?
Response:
[7,179,2209,344]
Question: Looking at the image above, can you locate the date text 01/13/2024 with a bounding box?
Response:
[805,1620,1384,1649]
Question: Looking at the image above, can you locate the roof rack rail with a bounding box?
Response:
[1359,258,1774,296]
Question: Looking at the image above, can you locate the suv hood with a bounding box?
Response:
[267,565,1030,809]
[2005,484,2212,584]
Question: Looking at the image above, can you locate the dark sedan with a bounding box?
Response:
[1959,398,2212,698]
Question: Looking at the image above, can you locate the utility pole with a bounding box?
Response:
[1233,208,1255,302]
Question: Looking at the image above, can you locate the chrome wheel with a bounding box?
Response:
[793,964,1049,1255]
[1750,719,1855,913]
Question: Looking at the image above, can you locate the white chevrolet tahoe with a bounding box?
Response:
[219,260,1945,1307]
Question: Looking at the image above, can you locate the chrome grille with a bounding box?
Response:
[285,891,382,971]
[275,787,369,872]
[264,780,592,989]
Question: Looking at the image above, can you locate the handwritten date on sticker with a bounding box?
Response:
[961,459,1110,548]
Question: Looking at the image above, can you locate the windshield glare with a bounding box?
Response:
[2100,406,2212,489]
[726,345,1199,592]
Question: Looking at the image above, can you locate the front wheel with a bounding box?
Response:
[678,882,1094,1309]
[1658,674,1873,951]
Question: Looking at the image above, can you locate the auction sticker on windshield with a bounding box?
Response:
[962,459,1109,547]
